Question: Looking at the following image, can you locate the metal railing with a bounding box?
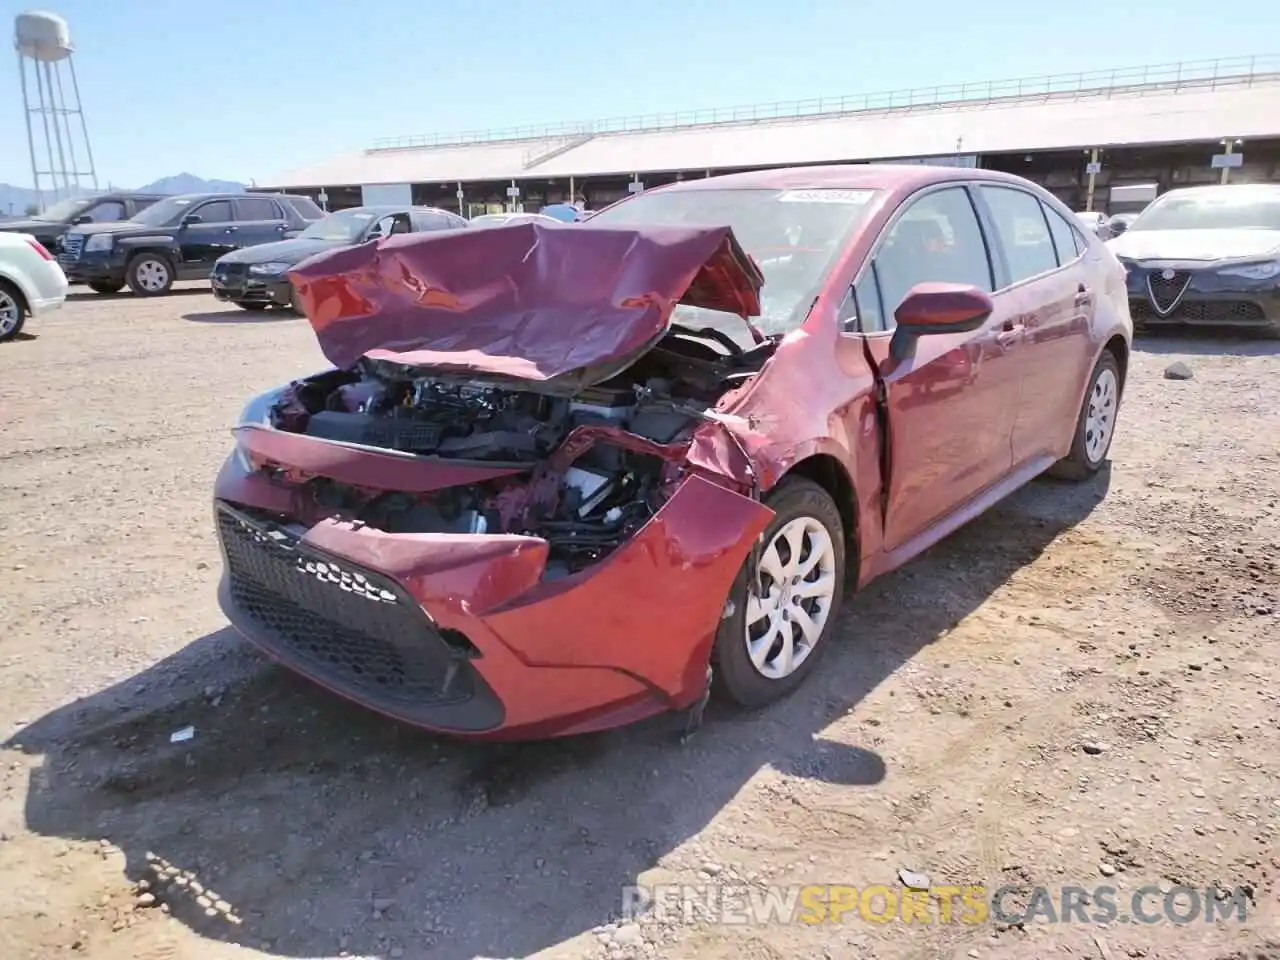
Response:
[368,54,1280,153]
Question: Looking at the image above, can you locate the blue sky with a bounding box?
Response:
[1,0,1275,189]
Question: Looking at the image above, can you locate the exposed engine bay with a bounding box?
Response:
[254,326,775,575]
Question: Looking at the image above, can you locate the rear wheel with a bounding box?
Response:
[0,281,26,342]
[1049,351,1121,481]
[234,301,270,312]
[126,254,173,297]
[89,281,124,295]
[713,477,846,708]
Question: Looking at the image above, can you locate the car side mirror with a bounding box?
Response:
[73,214,93,225]
[181,214,203,226]
[889,282,994,362]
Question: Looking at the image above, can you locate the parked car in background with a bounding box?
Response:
[1074,210,1112,239]
[469,212,563,227]
[213,164,1131,740]
[0,232,67,342]
[58,192,324,297]
[0,192,164,253]
[1107,183,1280,336]
[211,205,468,312]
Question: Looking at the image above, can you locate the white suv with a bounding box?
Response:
[0,231,68,341]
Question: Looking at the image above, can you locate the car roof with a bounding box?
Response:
[655,164,1043,194]
[1156,183,1280,200]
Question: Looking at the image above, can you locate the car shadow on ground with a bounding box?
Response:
[2,331,37,343]
[182,308,298,324]
[6,468,1109,959]
[1133,328,1280,357]
[66,288,209,302]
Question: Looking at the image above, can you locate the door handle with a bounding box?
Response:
[996,323,1025,347]
[1074,283,1093,307]
[225,226,238,234]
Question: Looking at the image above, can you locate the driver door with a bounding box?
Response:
[842,184,1022,556]
[178,199,238,275]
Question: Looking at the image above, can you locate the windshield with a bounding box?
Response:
[128,196,196,227]
[298,208,380,242]
[1129,190,1280,232]
[588,186,878,342]
[32,197,91,222]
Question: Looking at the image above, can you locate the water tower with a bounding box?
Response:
[13,10,98,211]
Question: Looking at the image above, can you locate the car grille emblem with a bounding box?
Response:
[1147,269,1192,317]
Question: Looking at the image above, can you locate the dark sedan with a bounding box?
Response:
[210,205,468,311]
[1107,183,1280,336]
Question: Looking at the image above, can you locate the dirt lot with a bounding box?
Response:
[0,286,1277,960]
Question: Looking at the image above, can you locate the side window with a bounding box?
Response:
[193,200,234,224]
[872,186,993,321]
[1042,203,1085,266]
[841,264,887,333]
[979,186,1058,284]
[85,201,126,223]
[236,197,282,221]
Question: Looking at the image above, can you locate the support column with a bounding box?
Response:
[1084,148,1101,213]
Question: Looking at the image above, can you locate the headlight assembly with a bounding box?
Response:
[248,261,292,276]
[1218,260,1280,281]
[232,386,286,471]
[84,234,113,253]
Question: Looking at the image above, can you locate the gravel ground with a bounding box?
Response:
[1,287,1278,960]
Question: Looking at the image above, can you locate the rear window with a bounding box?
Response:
[285,196,325,220]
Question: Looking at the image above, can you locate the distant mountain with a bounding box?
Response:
[136,173,247,195]
[0,172,247,218]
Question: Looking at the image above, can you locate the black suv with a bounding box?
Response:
[0,193,165,251]
[59,192,324,296]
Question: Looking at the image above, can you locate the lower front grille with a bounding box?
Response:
[1131,299,1266,324]
[217,503,472,709]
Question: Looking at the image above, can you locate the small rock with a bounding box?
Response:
[1164,361,1193,381]
[898,867,931,889]
[372,897,395,912]
[390,948,405,959]
[196,561,210,570]
[1099,862,1117,877]
[1082,741,1108,756]
[614,923,643,946]
[701,861,722,876]
[135,893,157,908]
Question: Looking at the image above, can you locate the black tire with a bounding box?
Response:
[234,301,270,312]
[287,283,303,315]
[1048,351,1122,481]
[89,281,124,295]
[125,253,174,297]
[0,280,27,342]
[712,477,846,708]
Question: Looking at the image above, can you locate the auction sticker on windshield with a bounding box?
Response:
[778,189,875,204]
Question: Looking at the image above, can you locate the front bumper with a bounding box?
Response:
[1124,262,1280,331]
[58,249,127,285]
[211,264,293,306]
[213,450,771,740]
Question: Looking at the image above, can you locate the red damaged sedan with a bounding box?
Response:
[213,165,1131,740]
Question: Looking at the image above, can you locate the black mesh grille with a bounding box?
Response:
[217,504,471,708]
[1131,299,1266,324]
[1146,271,1191,313]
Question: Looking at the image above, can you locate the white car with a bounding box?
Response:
[0,231,68,341]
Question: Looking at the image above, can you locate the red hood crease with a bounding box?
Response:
[286,221,763,388]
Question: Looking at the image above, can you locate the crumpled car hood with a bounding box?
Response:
[286,221,763,393]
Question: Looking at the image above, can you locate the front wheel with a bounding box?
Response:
[0,281,26,342]
[1048,351,1121,481]
[713,477,846,708]
[126,254,174,297]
